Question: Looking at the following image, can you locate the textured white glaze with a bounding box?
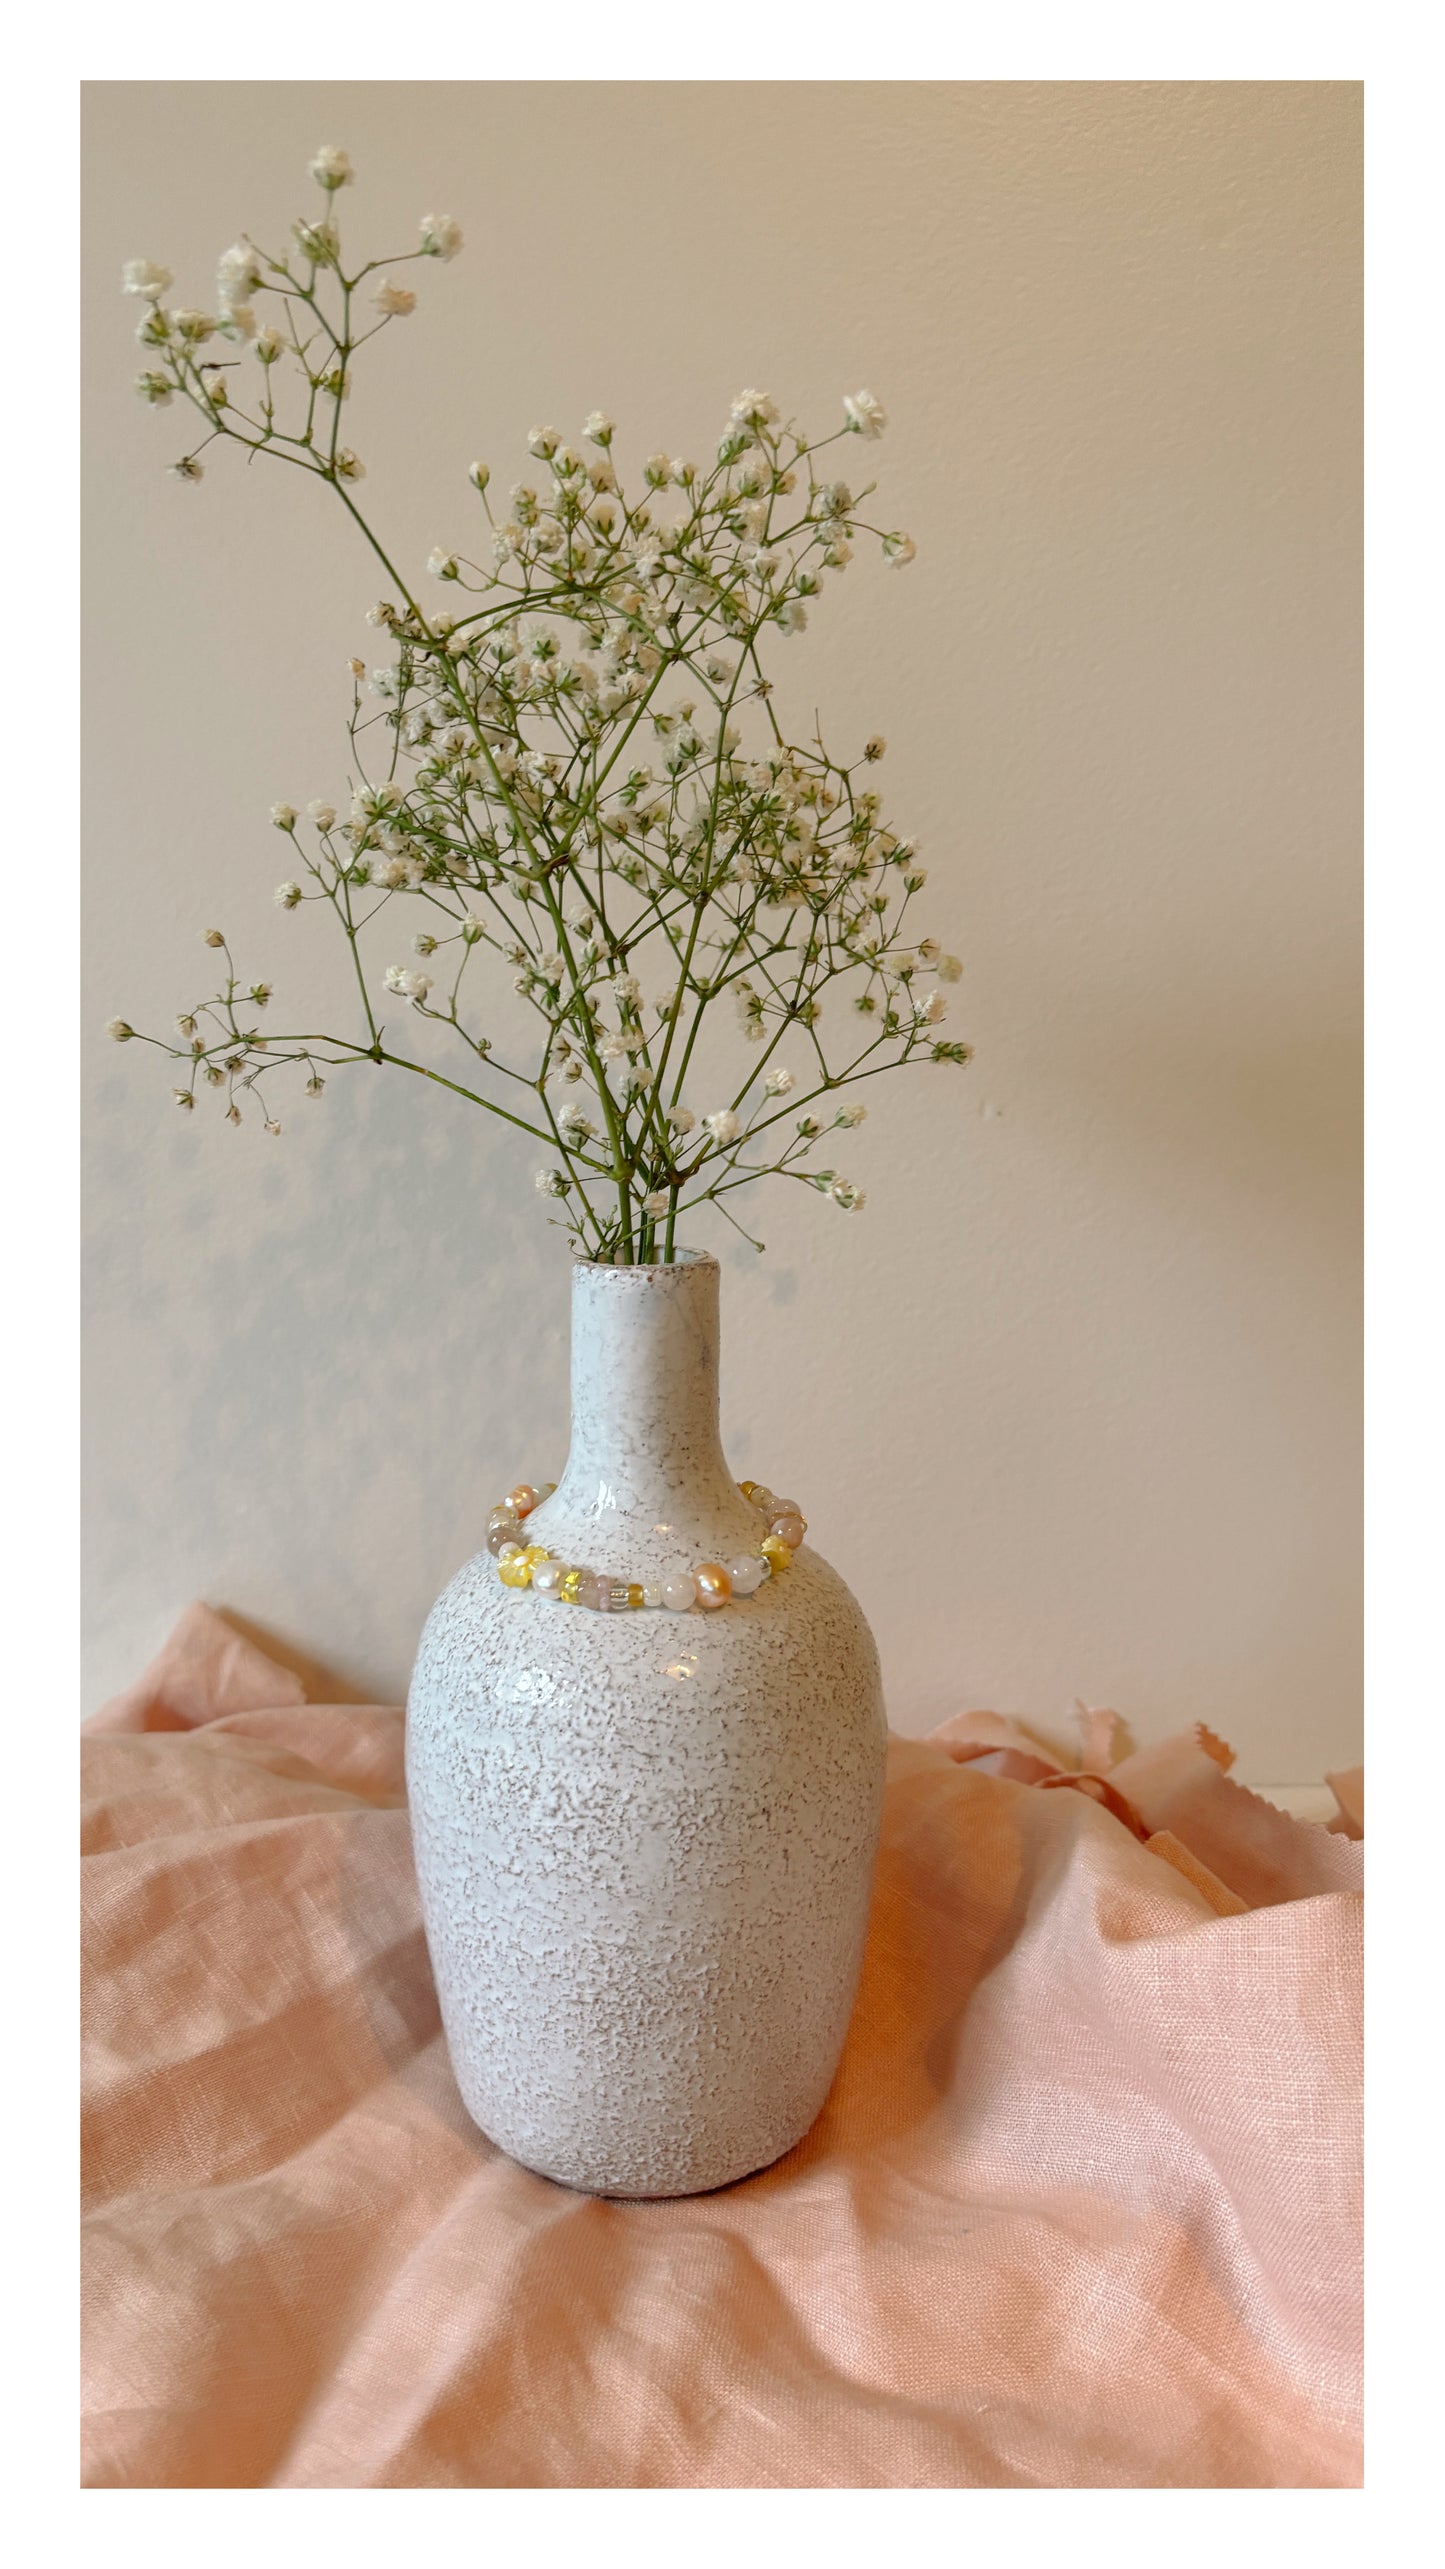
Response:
[405,1250,887,2198]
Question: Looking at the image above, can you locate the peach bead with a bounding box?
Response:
[506,1484,539,1517]
[769,1512,806,1550]
[692,1562,732,1610]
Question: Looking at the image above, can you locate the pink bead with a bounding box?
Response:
[769,1512,806,1550]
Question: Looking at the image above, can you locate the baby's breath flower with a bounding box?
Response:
[427,547,459,580]
[384,964,431,1004]
[883,531,917,567]
[217,240,263,303]
[527,425,560,461]
[264,1119,282,1137]
[305,1074,325,1096]
[275,881,302,908]
[248,982,273,1007]
[311,145,354,190]
[763,1066,795,1096]
[914,990,946,1026]
[333,449,365,482]
[843,389,886,440]
[412,932,437,956]
[731,389,779,431]
[704,1108,740,1145]
[372,277,417,318]
[584,411,615,447]
[830,1178,866,1211]
[468,460,490,490]
[255,326,283,364]
[172,1088,195,1109]
[135,371,172,406]
[106,1017,135,1042]
[170,455,204,485]
[201,928,225,948]
[307,800,336,829]
[937,953,963,982]
[643,1191,671,1216]
[671,1106,697,1135]
[419,212,463,260]
[535,1166,568,1196]
[175,1014,198,1038]
[122,258,172,298]
[864,736,886,761]
[270,802,296,830]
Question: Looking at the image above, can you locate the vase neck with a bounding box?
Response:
[523,1252,762,1576]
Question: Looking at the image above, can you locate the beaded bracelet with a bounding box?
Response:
[487,1478,808,1613]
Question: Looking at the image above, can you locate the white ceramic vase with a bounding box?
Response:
[406,1248,887,2198]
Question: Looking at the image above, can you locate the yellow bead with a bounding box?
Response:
[738,1480,760,1501]
[760,1536,793,1572]
[627,1583,645,1610]
[521,1545,550,1566]
[561,1569,584,1603]
[498,1553,533,1587]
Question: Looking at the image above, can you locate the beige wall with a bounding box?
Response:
[83,81,1361,1773]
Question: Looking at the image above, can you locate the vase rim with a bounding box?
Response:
[571,1246,717,1276]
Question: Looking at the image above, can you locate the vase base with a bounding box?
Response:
[482,2115,821,2201]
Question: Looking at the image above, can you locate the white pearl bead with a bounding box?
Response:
[641,1583,665,1609]
[662,1573,698,1612]
[531,1559,566,1600]
[727,1555,766,1595]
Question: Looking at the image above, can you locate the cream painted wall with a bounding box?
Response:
[82,82,1361,1773]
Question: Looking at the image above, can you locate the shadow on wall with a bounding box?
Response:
[84,1049,575,1707]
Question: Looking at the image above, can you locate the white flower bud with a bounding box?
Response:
[843,389,886,440]
[371,278,416,318]
[122,258,173,298]
[310,145,354,190]
[271,803,296,830]
[106,1017,134,1042]
[274,881,302,909]
[419,212,463,260]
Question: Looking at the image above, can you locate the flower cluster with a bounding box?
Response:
[112,151,969,1263]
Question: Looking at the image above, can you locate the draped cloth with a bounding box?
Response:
[82,1606,1362,2488]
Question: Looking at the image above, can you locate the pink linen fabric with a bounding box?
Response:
[81,1606,1362,2489]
